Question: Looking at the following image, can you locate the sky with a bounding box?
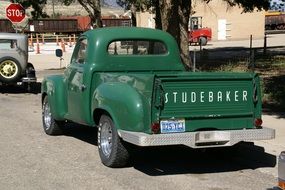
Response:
[103,0,121,8]
[270,0,285,11]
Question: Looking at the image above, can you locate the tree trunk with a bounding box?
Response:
[130,4,137,27]
[78,0,102,28]
[158,0,191,70]
[154,0,162,30]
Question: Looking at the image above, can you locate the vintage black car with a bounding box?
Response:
[0,33,36,90]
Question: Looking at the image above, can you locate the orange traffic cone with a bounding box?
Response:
[36,37,40,54]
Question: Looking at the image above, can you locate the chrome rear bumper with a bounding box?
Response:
[118,127,275,148]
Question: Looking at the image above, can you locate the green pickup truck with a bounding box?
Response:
[41,27,275,167]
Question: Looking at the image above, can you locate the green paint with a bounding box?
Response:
[41,27,262,134]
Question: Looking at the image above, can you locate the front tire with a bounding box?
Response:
[98,115,130,167]
[42,96,63,135]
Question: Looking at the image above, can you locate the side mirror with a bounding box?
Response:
[55,49,63,57]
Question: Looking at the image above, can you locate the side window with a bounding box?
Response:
[108,40,167,55]
[0,39,17,50]
[74,39,88,64]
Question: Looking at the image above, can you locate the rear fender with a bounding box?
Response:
[92,82,150,133]
[41,75,67,120]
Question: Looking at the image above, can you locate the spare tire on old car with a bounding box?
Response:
[0,56,22,83]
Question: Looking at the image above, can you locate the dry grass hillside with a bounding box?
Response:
[0,0,125,19]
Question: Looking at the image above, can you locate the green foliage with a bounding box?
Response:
[12,0,48,18]
[222,0,270,12]
[116,0,153,11]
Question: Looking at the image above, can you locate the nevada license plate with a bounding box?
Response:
[160,119,185,133]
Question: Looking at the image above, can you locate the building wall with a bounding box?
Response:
[136,0,265,41]
[192,0,265,40]
[136,12,155,29]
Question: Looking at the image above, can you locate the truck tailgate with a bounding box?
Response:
[155,73,260,131]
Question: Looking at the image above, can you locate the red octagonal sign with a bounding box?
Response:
[6,3,26,23]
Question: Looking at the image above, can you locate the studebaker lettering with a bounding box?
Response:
[164,90,248,104]
[41,27,275,168]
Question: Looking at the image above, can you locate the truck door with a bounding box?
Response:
[65,38,89,124]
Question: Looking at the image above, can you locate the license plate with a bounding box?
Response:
[160,119,185,133]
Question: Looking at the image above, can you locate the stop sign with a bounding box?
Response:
[6,3,26,23]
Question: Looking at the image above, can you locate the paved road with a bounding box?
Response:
[0,87,282,190]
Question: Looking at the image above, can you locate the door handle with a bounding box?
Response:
[80,84,86,92]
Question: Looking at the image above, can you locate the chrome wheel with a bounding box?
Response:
[0,60,18,79]
[100,121,113,158]
[43,99,52,131]
[98,115,130,167]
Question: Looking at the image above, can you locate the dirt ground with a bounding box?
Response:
[0,33,284,190]
[0,73,283,190]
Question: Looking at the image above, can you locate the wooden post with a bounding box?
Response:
[61,38,66,52]
[42,34,45,44]
[36,35,40,54]
[263,33,267,55]
[30,35,34,47]
[73,34,76,45]
[249,35,253,69]
[69,36,72,47]
[56,35,59,46]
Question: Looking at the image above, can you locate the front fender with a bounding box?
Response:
[41,75,67,120]
[92,82,151,133]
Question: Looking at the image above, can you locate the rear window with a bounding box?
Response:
[108,40,167,55]
[0,39,17,50]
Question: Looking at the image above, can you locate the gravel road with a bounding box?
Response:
[0,86,281,190]
[0,34,284,190]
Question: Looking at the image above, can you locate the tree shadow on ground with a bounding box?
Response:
[0,82,41,94]
[62,123,98,146]
[192,46,285,118]
[131,142,276,176]
[262,75,285,118]
[193,46,285,71]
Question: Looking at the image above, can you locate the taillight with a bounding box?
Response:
[254,118,263,127]
[151,122,160,134]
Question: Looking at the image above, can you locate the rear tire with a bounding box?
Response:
[42,96,64,135]
[98,115,130,168]
[0,57,21,83]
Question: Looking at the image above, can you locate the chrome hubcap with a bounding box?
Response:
[43,100,52,130]
[0,60,18,78]
[100,122,113,158]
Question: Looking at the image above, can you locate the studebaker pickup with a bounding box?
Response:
[41,27,275,167]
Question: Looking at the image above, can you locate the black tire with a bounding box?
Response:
[42,96,63,135]
[198,37,207,46]
[98,115,130,168]
[25,63,36,78]
[0,57,22,83]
